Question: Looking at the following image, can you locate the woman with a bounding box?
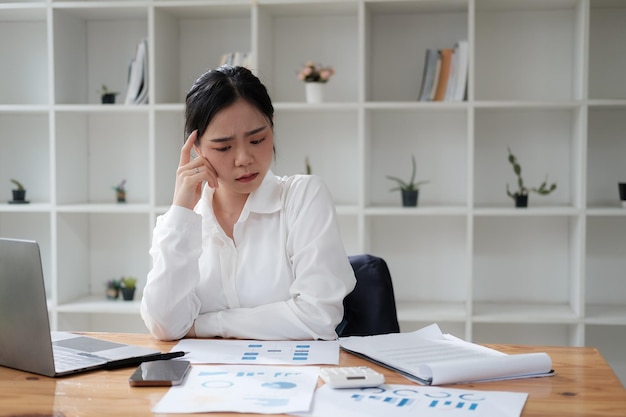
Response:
[141,66,355,341]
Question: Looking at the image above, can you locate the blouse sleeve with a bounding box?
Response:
[140,205,204,341]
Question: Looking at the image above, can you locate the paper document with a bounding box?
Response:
[293,383,528,417]
[339,323,553,385]
[172,338,339,365]
[153,365,319,414]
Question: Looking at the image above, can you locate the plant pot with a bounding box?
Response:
[515,194,528,208]
[12,189,26,202]
[305,82,324,103]
[105,287,119,300]
[116,191,126,203]
[120,287,136,301]
[401,189,419,207]
[101,93,117,104]
[619,183,626,208]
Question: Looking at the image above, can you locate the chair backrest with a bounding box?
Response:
[336,254,400,337]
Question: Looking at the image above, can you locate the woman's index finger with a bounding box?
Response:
[180,130,197,166]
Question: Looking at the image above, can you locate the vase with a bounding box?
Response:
[305,82,324,103]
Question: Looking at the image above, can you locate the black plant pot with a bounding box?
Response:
[619,183,626,208]
[120,287,136,301]
[101,93,117,104]
[12,189,26,202]
[515,194,528,208]
[401,189,419,207]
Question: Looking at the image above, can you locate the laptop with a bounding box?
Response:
[0,237,163,377]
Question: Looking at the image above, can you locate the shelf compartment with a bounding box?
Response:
[272,108,359,206]
[474,107,580,208]
[256,2,359,103]
[55,111,149,205]
[588,0,626,100]
[365,0,468,102]
[0,112,51,204]
[52,5,148,105]
[56,212,151,305]
[473,216,580,307]
[367,215,469,308]
[586,107,626,208]
[153,3,251,104]
[0,5,48,105]
[366,108,468,207]
[475,0,582,101]
[585,216,626,319]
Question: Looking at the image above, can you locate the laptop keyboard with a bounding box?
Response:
[54,346,106,373]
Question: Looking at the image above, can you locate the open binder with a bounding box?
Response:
[339,323,554,385]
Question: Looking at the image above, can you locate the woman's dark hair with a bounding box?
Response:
[184,65,274,144]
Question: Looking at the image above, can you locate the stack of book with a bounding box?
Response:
[124,38,148,105]
[418,40,468,102]
[219,51,252,68]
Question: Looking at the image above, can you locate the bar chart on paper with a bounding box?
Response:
[172,339,340,365]
[300,384,529,417]
[242,343,312,362]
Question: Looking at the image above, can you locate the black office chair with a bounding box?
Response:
[336,254,400,337]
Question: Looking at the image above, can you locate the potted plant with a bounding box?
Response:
[9,178,28,203]
[98,84,119,104]
[386,155,429,207]
[105,279,121,300]
[120,276,137,301]
[297,61,335,103]
[113,179,126,203]
[506,147,557,207]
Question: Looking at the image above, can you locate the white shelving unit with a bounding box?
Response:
[1,0,625,384]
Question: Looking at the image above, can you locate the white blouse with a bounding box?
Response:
[141,171,356,341]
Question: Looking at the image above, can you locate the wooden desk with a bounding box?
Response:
[1,333,625,417]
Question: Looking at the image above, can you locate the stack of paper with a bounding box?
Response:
[339,323,553,385]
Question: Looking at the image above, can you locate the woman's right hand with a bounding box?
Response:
[173,130,218,210]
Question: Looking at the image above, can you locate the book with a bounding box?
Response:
[124,38,148,105]
[452,40,469,102]
[444,45,459,101]
[429,54,442,101]
[418,49,438,101]
[433,48,454,101]
[339,323,554,385]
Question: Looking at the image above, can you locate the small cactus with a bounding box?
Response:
[506,147,556,200]
[10,179,25,190]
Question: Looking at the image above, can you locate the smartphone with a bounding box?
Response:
[128,360,191,387]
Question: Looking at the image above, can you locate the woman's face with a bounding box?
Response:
[194,99,274,197]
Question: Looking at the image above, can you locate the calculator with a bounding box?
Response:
[319,366,385,389]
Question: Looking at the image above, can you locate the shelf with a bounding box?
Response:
[472,303,578,323]
[1,0,625,384]
[56,295,141,315]
[396,301,467,323]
